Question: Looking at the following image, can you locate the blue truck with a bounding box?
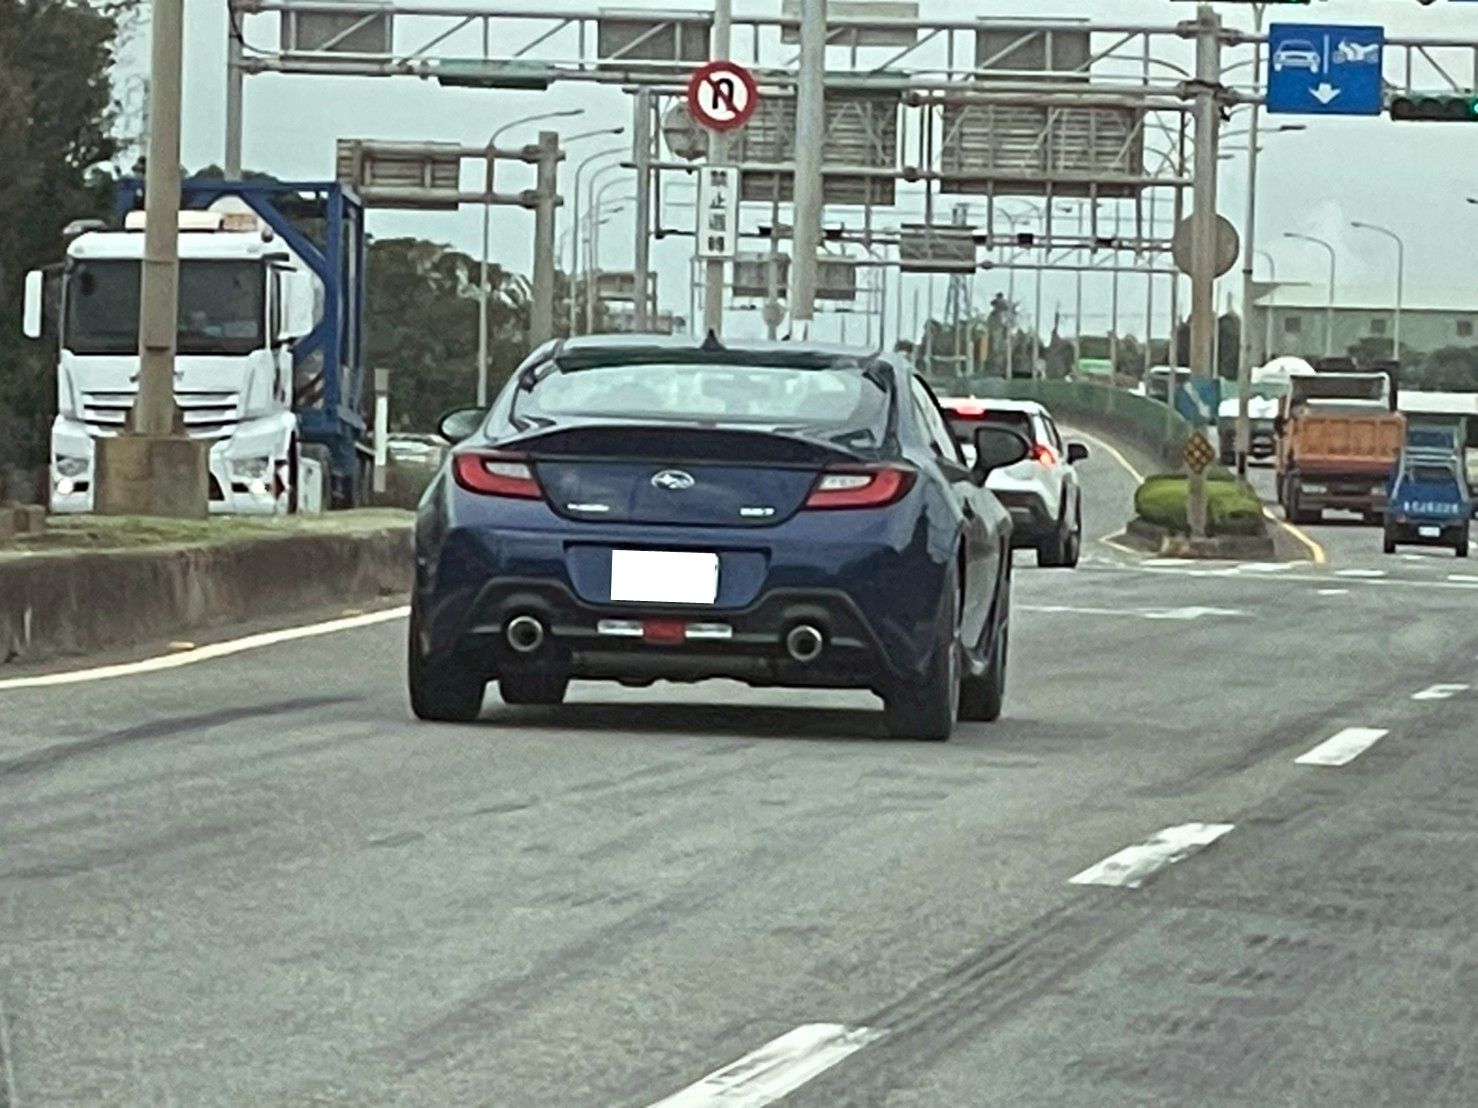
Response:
[1382,424,1472,557]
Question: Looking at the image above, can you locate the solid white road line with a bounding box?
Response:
[1335,568,1388,578]
[1019,604,1246,621]
[1316,588,1350,596]
[648,1024,886,1108]
[0,607,410,691]
[1412,683,1470,701]
[1295,727,1390,767]
[1069,822,1235,890]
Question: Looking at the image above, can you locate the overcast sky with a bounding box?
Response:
[115,0,1478,346]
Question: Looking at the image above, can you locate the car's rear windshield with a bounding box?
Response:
[946,409,1034,443]
[512,361,888,433]
[1410,465,1458,484]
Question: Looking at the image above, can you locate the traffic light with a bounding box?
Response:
[1389,93,1478,122]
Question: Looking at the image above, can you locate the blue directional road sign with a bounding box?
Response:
[1267,24,1384,116]
[1174,376,1221,427]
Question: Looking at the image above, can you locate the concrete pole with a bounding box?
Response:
[790,0,827,337]
[1032,249,1044,379]
[530,131,559,347]
[96,0,207,517]
[225,19,244,177]
[1234,2,1264,479]
[373,369,390,497]
[1258,250,1276,361]
[1167,184,1184,443]
[1187,4,1222,539]
[633,90,654,330]
[477,151,493,406]
[704,0,733,337]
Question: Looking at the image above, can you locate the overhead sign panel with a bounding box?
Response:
[937,103,1146,198]
[1267,24,1384,116]
[283,9,393,55]
[596,10,710,71]
[780,1,919,47]
[335,139,460,208]
[731,90,900,205]
[898,224,978,272]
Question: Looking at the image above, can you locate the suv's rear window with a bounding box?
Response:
[946,409,1034,444]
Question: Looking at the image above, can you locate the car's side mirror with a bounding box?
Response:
[972,425,1032,478]
[437,407,485,443]
[1067,442,1089,465]
[21,270,44,339]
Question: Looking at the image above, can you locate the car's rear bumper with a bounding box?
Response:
[991,490,1056,545]
[1386,519,1468,546]
[416,521,956,692]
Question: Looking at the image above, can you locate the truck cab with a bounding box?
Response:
[1383,438,1472,557]
[23,207,319,514]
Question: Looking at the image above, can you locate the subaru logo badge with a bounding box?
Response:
[651,469,696,491]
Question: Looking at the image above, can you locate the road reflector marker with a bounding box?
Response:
[648,1023,886,1107]
[1412,683,1469,701]
[1069,822,1234,889]
[1295,726,1389,767]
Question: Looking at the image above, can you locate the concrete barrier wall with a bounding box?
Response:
[969,379,1191,470]
[0,524,412,665]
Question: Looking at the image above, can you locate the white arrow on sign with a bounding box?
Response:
[1311,82,1341,105]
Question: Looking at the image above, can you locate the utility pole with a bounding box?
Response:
[704,0,733,336]
[633,90,654,330]
[225,20,244,177]
[1186,3,1222,539]
[1234,2,1264,480]
[530,131,559,347]
[96,0,208,517]
[790,0,827,338]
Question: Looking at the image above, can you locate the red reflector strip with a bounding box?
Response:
[804,466,914,510]
[642,619,687,645]
[452,452,543,498]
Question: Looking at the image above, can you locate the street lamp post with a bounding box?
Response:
[1350,221,1405,359]
[1284,232,1337,356]
[1256,249,1277,364]
[585,164,629,333]
[569,144,628,337]
[476,109,583,405]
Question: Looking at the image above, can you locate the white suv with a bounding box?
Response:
[940,397,1089,567]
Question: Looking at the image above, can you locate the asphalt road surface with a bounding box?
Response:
[4,440,1477,1106]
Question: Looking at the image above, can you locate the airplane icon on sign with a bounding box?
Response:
[1335,40,1380,64]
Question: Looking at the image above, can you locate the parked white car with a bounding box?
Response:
[940,397,1089,567]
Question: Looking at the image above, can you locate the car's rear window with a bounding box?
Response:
[513,361,888,430]
[946,409,1034,444]
[1410,465,1458,484]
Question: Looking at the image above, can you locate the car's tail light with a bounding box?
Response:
[1031,443,1058,467]
[804,466,915,509]
[453,451,543,498]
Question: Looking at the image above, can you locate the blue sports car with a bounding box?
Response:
[409,335,1027,740]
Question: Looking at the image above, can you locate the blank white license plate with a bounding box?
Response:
[1419,526,1440,538]
[610,549,719,605]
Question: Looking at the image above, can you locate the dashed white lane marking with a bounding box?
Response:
[1144,557,1195,567]
[1019,604,1247,621]
[1412,683,1470,701]
[648,1023,886,1108]
[1295,726,1390,767]
[1237,562,1293,573]
[1448,574,1478,584]
[1335,568,1388,578]
[1069,822,1235,889]
[1316,588,1350,596]
[0,607,410,691]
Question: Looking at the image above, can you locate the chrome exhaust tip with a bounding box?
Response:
[784,624,825,663]
[506,615,545,654]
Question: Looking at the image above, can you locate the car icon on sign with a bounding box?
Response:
[1273,40,1321,74]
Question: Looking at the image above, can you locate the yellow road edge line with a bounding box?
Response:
[1262,507,1327,565]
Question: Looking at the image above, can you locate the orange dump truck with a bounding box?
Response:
[1276,372,1404,524]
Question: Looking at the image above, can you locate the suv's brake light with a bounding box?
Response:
[804,466,915,509]
[452,451,543,498]
[1031,443,1058,467]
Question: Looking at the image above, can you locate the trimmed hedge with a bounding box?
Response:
[1134,473,1266,537]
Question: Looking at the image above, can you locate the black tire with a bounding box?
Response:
[1458,526,1471,558]
[499,670,570,706]
[1062,495,1083,569]
[1036,498,1072,568]
[1383,524,1397,555]
[407,608,486,722]
[286,439,301,515]
[960,619,1008,723]
[1362,511,1381,527]
[884,580,960,741]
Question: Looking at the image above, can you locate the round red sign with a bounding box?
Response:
[686,60,760,133]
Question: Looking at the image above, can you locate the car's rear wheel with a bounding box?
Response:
[884,583,959,741]
[1382,524,1397,555]
[1037,496,1076,568]
[499,670,570,706]
[1457,525,1471,558]
[407,607,486,722]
